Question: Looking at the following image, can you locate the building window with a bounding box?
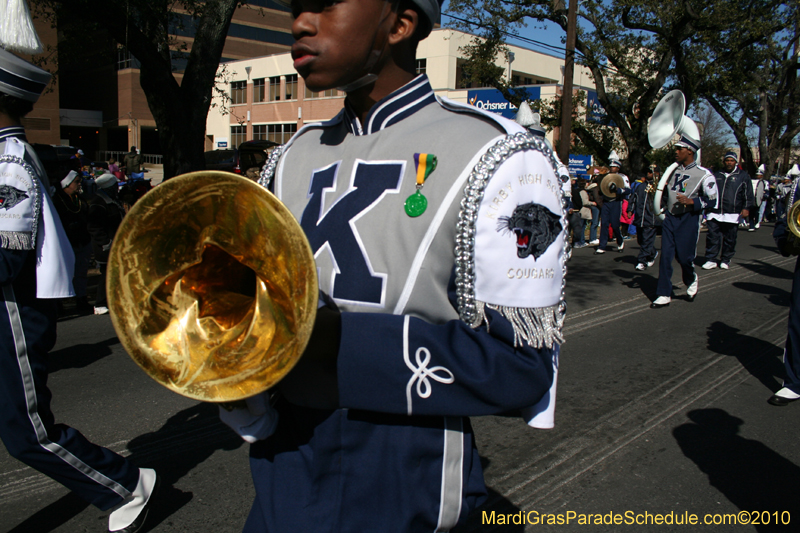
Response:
[512,75,520,86]
[269,76,281,101]
[524,77,532,85]
[267,123,297,144]
[285,74,298,101]
[231,125,247,148]
[416,59,426,75]
[231,81,247,105]
[252,124,267,141]
[304,87,342,99]
[253,78,266,103]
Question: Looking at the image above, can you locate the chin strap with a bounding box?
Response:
[336,1,396,93]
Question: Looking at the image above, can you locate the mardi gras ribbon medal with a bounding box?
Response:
[405,153,437,217]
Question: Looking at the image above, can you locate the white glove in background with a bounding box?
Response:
[218,392,278,443]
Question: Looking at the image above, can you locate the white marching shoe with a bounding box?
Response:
[109,468,159,533]
[686,274,698,301]
[650,296,671,308]
[701,261,717,270]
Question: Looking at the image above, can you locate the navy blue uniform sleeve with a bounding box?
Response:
[337,274,554,417]
[0,248,29,286]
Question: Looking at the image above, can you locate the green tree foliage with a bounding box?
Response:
[33,0,242,179]
[685,3,798,177]
[446,0,794,177]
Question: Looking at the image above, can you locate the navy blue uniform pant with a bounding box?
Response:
[704,218,739,264]
[657,211,701,297]
[0,283,138,511]
[599,200,623,249]
[781,257,800,394]
[636,226,658,264]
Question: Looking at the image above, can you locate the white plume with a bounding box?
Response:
[0,0,43,55]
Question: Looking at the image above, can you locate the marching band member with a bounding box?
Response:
[770,164,800,406]
[701,152,753,270]
[650,134,718,308]
[628,167,660,271]
[0,7,157,532]
[594,154,630,255]
[223,0,565,529]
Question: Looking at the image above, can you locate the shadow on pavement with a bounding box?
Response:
[732,281,791,307]
[9,403,242,533]
[673,408,800,532]
[615,269,659,300]
[706,321,785,394]
[47,336,121,372]
[737,258,794,280]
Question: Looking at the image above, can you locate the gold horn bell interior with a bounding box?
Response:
[107,171,318,402]
[600,173,625,197]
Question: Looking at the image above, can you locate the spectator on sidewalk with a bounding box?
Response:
[122,146,142,177]
[52,170,92,314]
[87,174,124,315]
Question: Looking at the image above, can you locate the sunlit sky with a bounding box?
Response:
[441,1,570,60]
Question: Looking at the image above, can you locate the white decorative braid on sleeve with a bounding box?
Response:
[403,315,453,416]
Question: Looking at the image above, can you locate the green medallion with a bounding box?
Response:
[404,190,428,217]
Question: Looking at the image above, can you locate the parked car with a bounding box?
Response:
[204,140,278,180]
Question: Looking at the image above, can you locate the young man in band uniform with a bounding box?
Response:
[221,0,565,529]
[771,166,800,406]
[650,135,717,308]
[0,48,157,533]
[701,151,753,270]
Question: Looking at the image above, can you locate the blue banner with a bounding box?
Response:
[568,154,592,177]
[467,87,541,119]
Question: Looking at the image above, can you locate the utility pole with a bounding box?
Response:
[559,0,578,164]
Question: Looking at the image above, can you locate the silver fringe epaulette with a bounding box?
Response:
[257,145,284,190]
[0,154,40,251]
[454,131,569,348]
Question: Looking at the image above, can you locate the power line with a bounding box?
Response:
[442,12,574,57]
[442,12,624,76]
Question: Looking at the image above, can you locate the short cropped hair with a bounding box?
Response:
[0,93,34,121]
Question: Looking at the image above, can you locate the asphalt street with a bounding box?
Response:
[1,222,797,533]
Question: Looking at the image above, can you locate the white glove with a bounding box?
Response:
[102,239,113,252]
[218,392,278,443]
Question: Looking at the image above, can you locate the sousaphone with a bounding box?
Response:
[107,171,318,402]
[647,90,701,220]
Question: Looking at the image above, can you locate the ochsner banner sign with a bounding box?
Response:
[568,154,592,176]
[467,87,541,119]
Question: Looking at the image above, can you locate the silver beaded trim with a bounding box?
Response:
[0,154,41,251]
[454,131,569,348]
[257,145,285,189]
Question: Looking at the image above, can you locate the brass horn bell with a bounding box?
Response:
[107,171,318,402]
[786,200,800,256]
[600,173,625,197]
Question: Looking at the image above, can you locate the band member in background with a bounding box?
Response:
[701,152,753,270]
[651,135,717,308]
[628,167,659,271]
[594,156,630,255]
[770,165,800,406]
[753,165,768,228]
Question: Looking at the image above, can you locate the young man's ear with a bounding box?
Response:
[388,7,419,45]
